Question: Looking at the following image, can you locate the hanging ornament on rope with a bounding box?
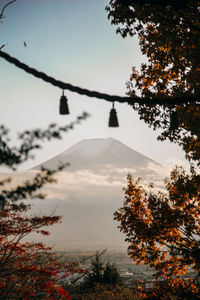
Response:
[59,90,70,115]
[108,102,119,127]
[169,110,179,130]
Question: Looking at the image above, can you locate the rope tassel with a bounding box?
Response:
[59,90,69,115]
[108,102,119,127]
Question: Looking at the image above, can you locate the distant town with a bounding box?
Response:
[57,250,196,289]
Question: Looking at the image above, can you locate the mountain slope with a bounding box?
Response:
[34,137,156,170]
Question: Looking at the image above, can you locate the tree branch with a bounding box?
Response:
[0,0,18,19]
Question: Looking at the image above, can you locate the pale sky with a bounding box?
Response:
[0,0,187,170]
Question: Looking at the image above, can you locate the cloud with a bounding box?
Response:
[0,159,192,251]
[0,158,190,201]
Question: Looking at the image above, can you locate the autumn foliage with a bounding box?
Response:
[0,203,73,299]
[106,0,200,164]
[107,3,200,296]
[114,167,200,297]
[0,125,91,299]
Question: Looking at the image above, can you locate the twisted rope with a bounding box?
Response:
[0,50,199,106]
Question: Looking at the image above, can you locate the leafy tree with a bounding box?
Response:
[0,203,72,299]
[84,252,105,288]
[114,168,200,297]
[103,263,122,286]
[106,0,200,164]
[82,251,122,289]
[0,2,199,298]
[106,3,200,296]
[0,116,88,299]
[0,3,90,298]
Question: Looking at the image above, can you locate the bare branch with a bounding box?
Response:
[0,0,18,19]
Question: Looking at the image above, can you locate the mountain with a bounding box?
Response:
[34,137,156,171]
[31,138,163,251]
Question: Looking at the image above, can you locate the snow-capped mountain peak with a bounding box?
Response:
[34,138,156,171]
[63,138,116,158]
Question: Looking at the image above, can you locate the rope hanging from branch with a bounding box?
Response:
[0,50,199,106]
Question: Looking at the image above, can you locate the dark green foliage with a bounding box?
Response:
[103,263,122,285]
[84,252,104,288]
[83,251,122,289]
